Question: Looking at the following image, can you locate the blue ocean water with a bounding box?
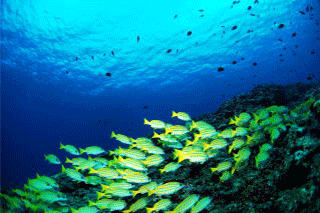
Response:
[1,0,319,190]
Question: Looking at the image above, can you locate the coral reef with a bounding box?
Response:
[1,82,320,213]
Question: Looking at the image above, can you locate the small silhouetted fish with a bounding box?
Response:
[278,24,285,29]
[299,11,306,15]
[217,67,224,72]
[198,9,204,12]
[310,50,316,55]
[66,71,69,74]
[106,72,111,77]
[280,59,284,62]
[279,54,283,56]
[306,6,309,12]
[166,49,172,53]
[174,14,178,19]
[283,47,287,50]
[248,6,252,10]
[252,62,257,66]
[249,14,256,16]
[295,45,299,48]
[200,15,204,17]
[143,105,149,109]
[278,38,283,42]
[232,61,237,64]
[254,0,259,3]
[187,31,192,36]
[111,51,115,56]
[75,57,78,61]
[137,36,140,42]
[292,32,297,37]
[306,76,313,80]
[232,26,237,30]
[241,57,245,60]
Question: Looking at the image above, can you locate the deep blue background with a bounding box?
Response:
[1,0,320,189]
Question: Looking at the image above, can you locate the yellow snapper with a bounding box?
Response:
[210,161,232,173]
[146,199,172,213]
[99,188,132,198]
[219,170,232,182]
[152,132,178,143]
[203,139,228,151]
[37,191,66,203]
[65,157,87,165]
[218,129,236,138]
[176,149,208,164]
[191,197,212,213]
[111,131,133,145]
[159,162,181,174]
[148,182,184,196]
[115,147,147,160]
[123,197,148,213]
[122,172,151,184]
[106,200,127,211]
[88,167,121,179]
[71,206,99,213]
[141,145,165,155]
[234,126,248,137]
[165,125,189,136]
[144,118,166,129]
[132,182,158,197]
[60,143,80,155]
[228,138,245,153]
[234,147,251,163]
[74,159,97,171]
[116,156,147,171]
[172,111,192,121]
[101,182,134,190]
[168,194,200,213]
[88,198,113,209]
[44,154,61,165]
[79,146,105,155]
[190,121,214,131]
[61,165,85,182]
[255,150,270,168]
[142,155,165,167]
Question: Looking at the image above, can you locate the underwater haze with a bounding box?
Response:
[1,0,320,191]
